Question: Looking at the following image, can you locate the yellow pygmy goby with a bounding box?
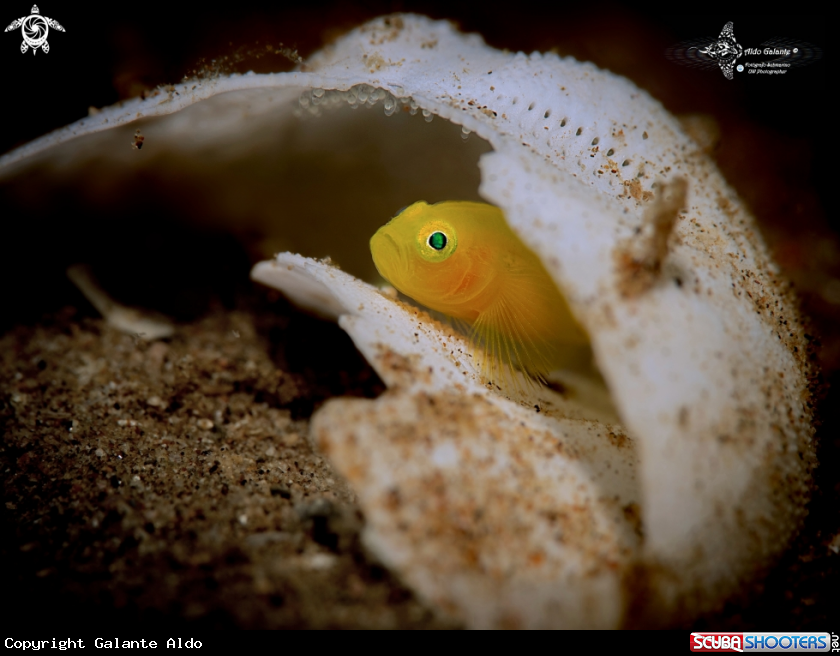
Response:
[369,201,589,384]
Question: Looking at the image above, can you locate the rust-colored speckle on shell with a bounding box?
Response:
[614,178,688,298]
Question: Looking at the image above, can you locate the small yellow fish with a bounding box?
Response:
[370,201,589,384]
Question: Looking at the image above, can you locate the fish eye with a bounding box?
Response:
[428,231,447,251]
[417,219,457,262]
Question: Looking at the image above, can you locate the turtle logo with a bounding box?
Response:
[695,22,744,80]
[5,5,65,55]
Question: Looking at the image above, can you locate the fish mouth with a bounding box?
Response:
[371,229,409,281]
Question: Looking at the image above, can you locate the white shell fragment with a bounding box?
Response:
[253,254,638,629]
[66,264,175,340]
[1,14,815,628]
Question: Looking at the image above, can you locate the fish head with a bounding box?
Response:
[370,201,496,318]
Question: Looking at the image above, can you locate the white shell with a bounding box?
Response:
[0,14,815,628]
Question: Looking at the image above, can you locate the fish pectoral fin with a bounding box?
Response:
[470,292,557,386]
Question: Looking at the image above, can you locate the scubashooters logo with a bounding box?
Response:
[4,4,65,55]
[666,21,821,80]
[690,632,832,652]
